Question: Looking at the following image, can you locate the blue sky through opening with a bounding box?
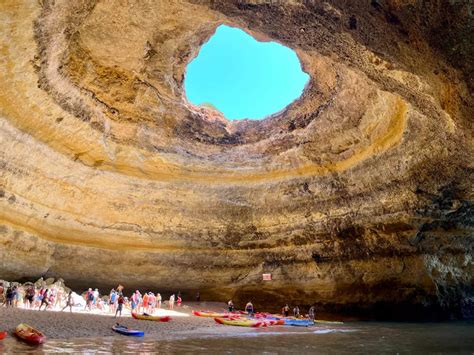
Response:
[184,25,309,120]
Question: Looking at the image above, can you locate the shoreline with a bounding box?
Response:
[0,302,228,340]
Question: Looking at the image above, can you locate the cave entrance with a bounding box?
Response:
[184,25,309,120]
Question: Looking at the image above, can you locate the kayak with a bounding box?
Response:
[284,319,314,327]
[192,310,236,318]
[14,323,46,345]
[132,312,171,322]
[214,317,264,327]
[0,331,7,340]
[112,324,144,337]
[315,319,344,325]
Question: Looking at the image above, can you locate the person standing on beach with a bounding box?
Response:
[169,294,175,309]
[115,293,124,318]
[177,295,182,307]
[85,288,94,311]
[228,300,234,312]
[293,305,300,318]
[142,292,149,313]
[35,287,45,309]
[156,293,162,309]
[131,290,140,313]
[61,291,74,313]
[25,286,35,309]
[308,305,316,321]
[5,287,14,307]
[14,286,23,308]
[245,301,254,315]
[282,304,290,317]
[109,289,117,313]
[0,283,4,306]
[93,288,100,308]
[39,289,50,310]
[148,292,156,314]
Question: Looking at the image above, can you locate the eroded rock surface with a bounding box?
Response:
[1,0,473,319]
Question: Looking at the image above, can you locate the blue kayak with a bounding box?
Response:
[284,319,314,327]
[112,324,144,337]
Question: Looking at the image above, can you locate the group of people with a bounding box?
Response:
[83,288,183,318]
[227,300,316,320]
[0,282,184,318]
[0,282,70,311]
[281,304,317,320]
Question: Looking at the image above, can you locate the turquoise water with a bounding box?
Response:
[184,25,309,120]
[1,322,473,354]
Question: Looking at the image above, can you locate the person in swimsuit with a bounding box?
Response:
[39,289,50,310]
[109,289,117,313]
[25,286,35,308]
[142,292,149,313]
[61,291,74,312]
[282,304,290,317]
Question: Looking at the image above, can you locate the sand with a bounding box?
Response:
[0,302,230,340]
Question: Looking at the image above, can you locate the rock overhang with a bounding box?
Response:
[0,0,473,319]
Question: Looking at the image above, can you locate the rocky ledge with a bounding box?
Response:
[0,0,472,320]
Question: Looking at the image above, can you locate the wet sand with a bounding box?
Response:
[0,302,230,340]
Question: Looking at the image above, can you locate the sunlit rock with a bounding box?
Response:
[0,0,472,320]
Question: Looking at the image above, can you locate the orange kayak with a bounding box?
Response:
[131,312,171,322]
[14,324,45,345]
[0,331,7,340]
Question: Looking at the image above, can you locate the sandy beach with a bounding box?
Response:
[0,302,229,340]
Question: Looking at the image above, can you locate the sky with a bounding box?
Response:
[184,25,309,120]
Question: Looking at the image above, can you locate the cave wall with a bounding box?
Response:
[0,0,472,319]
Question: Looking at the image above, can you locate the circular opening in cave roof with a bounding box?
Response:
[184,25,310,120]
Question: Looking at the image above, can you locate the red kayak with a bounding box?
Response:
[14,323,45,345]
[0,331,7,340]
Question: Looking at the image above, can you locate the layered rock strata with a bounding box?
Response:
[1,0,472,319]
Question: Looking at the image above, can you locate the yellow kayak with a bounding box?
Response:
[214,317,264,327]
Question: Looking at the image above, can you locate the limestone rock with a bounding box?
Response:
[0,0,472,319]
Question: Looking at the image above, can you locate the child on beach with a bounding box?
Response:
[177,295,182,307]
[169,294,175,309]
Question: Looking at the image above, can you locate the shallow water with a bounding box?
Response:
[1,322,473,354]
